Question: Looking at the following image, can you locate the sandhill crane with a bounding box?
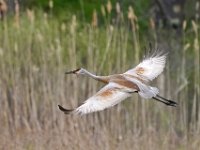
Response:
[58,50,177,115]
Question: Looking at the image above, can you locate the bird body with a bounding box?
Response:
[58,50,177,115]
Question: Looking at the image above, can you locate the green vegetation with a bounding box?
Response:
[26,0,151,29]
[0,1,199,149]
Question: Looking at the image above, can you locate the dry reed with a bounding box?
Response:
[0,2,199,150]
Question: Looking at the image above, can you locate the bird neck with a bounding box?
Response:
[83,69,97,79]
[83,69,109,83]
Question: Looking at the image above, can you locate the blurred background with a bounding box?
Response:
[0,0,199,149]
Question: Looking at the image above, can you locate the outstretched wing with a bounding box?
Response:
[58,82,134,115]
[124,51,167,81]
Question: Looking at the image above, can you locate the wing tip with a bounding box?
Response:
[145,48,169,59]
[58,105,74,114]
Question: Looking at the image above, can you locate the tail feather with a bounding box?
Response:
[153,95,178,107]
[58,105,74,114]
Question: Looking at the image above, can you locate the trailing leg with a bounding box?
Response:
[153,95,178,107]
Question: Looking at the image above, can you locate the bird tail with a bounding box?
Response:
[153,95,178,107]
[58,105,74,114]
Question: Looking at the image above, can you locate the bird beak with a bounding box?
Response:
[65,70,75,74]
[65,68,81,74]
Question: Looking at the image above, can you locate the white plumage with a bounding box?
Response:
[124,52,167,81]
[75,83,132,115]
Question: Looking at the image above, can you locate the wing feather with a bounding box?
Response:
[58,83,133,115]
[75,83,132,115]
[124,51,168,81]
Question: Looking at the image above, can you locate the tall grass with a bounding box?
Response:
[0,2,200,150]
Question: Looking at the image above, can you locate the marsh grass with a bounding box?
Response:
[0,2,200,150]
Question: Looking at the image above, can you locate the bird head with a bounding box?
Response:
[65,68,86,75]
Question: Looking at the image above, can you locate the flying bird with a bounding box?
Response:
[58,50,177,115]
